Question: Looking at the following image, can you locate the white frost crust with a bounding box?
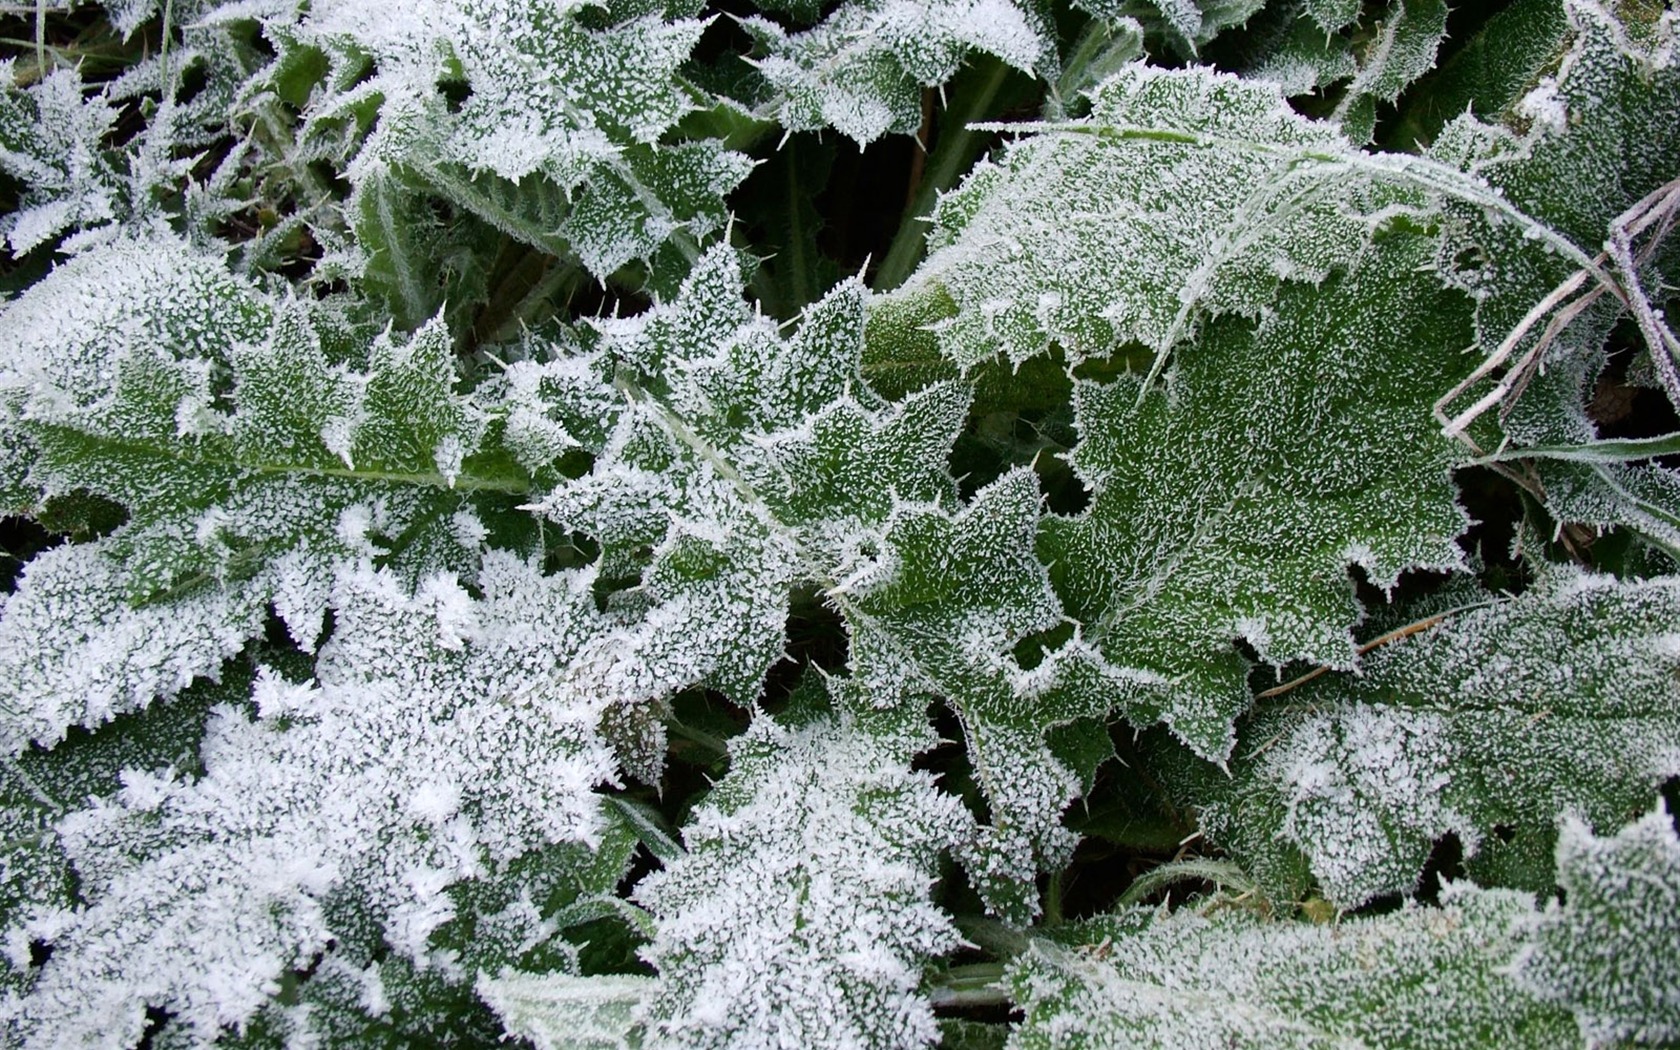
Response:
[0,540,266,753]
[635,713,970,1050]
[5,555,619,1047]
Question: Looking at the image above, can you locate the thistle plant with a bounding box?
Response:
[0,0,1677,1047]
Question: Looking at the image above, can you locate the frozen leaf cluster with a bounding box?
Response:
[0,0,1678,1046]
[1,554,627,1046]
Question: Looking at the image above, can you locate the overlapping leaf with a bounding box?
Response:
[1513,804,1680,1046]
[0,235,523,743]
[881,62,1392,371]
[480,697,970,1050]
[1071,0,1266,53]
[742,0,1055,144]
[841,468,1153,919]
[1251,0,1449,143]
[1182,569,1680,909]
[527,245,974,745]
[1428,1,1680,557]
[1040,231,1476,761]
[1007,889,1579,1049]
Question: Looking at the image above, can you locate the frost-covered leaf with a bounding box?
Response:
[0,541,267,752]
[529,246,973,742]
[0,26,260,257]
[1395,0,1570,144]
[0,235,538,743]
[1040,230,1475,761]
[743,0,1054,144]
[1071,0,1266,53]
[1427,2,1680,554]
[265,0,753,282]
[0,665,237,1003]
[634,704,970,1050]
[1007,888,1578,1049]
[842,468,1143,919]
[0,235,516,585]
[884,63,1398,371]
[1184,570,1680,909]
[1319,0,1451,144]
[1248,18,1359,97]
[1301,0,1361,32]
[1,555,626,1046]
[0,66,122,255]
[1513,803,1680,1047]
[478,970,656,1050]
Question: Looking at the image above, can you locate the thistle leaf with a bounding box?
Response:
[634,706,970,1050]
[743,0,1055,144]
[1007,889,1578,1049]
[1184,569,1680,909]
[1513,804,1680,1047]
[884,63,1388,371]
[1039,231,1476,761]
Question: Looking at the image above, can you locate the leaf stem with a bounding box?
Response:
[1255,598,1503,700]
[927,962,1011,1008]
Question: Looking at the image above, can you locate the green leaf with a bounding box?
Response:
[882,62,1396,372]
[1184,569,1680,909]
[1429,0,1680,461]
[844,468,1103,920]
[1329,0,1450,144]
[743,0,1055,144]
[529,246,973,722]
[1040,230,1476,762]
[1006,889,1579,1049]
[1073,0,1268,54]
[0,236,532,741]
[1393,0,1570,146]
[477,971,655,1050]
[1513,803,1680,1047]
[634,705,971,1050]
[1302,0,1361,33]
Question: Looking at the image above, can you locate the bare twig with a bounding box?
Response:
[1436,175,1680,445]
[1254,599,1500,702]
